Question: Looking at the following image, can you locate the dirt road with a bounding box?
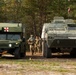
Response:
[0,52,76,75]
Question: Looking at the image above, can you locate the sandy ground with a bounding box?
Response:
[0,52,76,75]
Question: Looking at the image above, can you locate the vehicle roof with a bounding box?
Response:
[65,19,75,24]
[43,22,66,29]
[54,16,64,20]
[0,23,22,27]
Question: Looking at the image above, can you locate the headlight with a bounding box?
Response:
[16,43,18,44]
[16,42,19,44]
[9,44,12,47]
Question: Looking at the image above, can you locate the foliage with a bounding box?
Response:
[0,0,76,37]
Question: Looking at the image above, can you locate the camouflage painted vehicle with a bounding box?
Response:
[41,17,76,58]
[0,23,26,58]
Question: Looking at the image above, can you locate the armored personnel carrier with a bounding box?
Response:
[41,17,76,58]
[0,23,26,58]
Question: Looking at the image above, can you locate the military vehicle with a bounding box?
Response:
[0,23,26,58]
[41,17,76,58]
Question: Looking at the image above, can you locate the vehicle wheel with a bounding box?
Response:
[14,48,21,59]
[42,41,46,57]
[0,54,2,57]
[20,52,25,58]
[42,40,52,58]
[70,49,76,57]
[20,44,26,58]
[45,43,52,58]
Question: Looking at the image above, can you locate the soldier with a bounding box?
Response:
[35,36,41,53]
[27,35,35,55]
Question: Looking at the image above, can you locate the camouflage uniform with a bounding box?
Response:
[35,36,41,53]
[27,35,35,55]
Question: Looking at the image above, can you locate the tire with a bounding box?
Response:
[20,52,25,58]
[42,41,46,57]
[42,40,52,58]
[20,44,26,58]
[70,49,76,57]
[45,43,52,58]
[0,49,2,57]
[0,54,2,57]
[14,48,21,59]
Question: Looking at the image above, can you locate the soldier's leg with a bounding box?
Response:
[30,45,32,54]
[34,44,37,54]
[31,45,34,55]
[37,45,41,53]
[39,46,41,53]
[36,46,39,53]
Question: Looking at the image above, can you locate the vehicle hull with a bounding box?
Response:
[48,39,76,48]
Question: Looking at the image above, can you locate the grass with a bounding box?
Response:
[0,58,76,73]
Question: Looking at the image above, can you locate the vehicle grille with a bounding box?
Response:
[0,44,8,48]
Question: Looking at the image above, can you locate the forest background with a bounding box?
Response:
[0,0,76,38]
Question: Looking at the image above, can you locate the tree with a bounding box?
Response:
[0,0,76,37]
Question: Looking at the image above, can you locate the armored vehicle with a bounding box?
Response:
[41,17,76,58]
[0,23,26,58]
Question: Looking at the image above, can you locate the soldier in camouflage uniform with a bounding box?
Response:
[27,35,35,55]
[35,36,41,53]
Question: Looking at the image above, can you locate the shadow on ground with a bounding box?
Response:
[1,52,76,60]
